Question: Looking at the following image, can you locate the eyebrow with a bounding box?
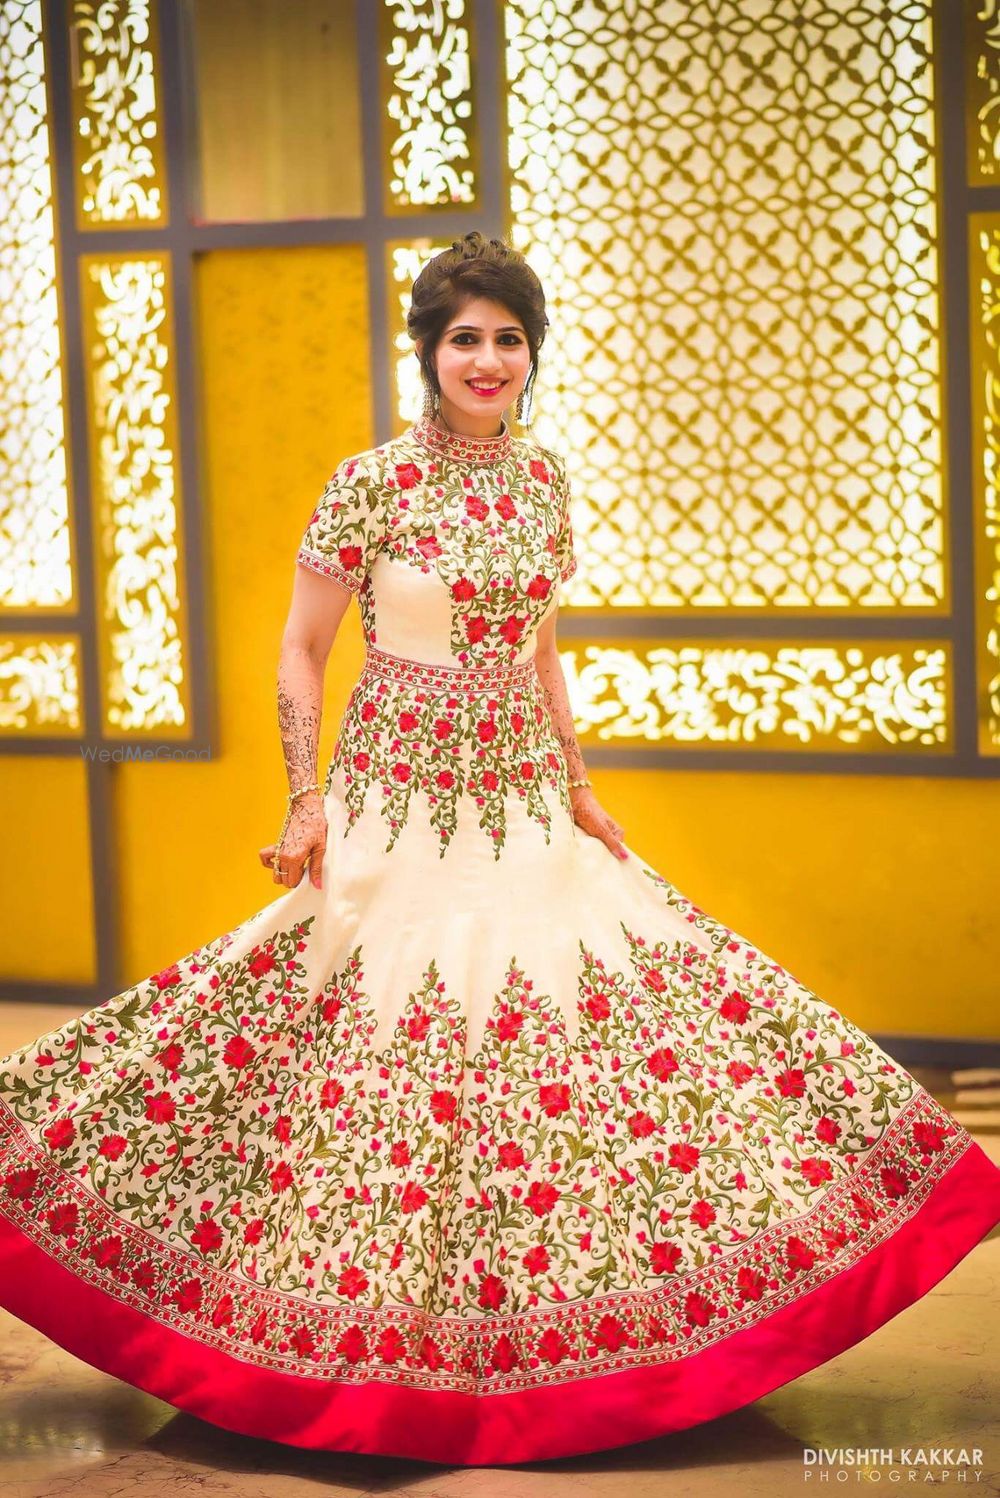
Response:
[446,324,525,333]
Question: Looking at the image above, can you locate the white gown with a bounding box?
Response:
[1,412,998,1465]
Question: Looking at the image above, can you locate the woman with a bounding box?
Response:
[0,232,998,1466]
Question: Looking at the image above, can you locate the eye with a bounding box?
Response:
[451,333,522,344]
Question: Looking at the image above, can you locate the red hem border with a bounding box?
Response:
[0,1138,998,1466]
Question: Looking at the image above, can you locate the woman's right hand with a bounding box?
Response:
[258,796,328,890]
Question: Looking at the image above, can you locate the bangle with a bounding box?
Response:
[288,782,321,802]
[273,781,323,866]
[567,777,591,790]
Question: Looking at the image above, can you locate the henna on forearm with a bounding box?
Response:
[276,642,325,794]
[533,646,587,781]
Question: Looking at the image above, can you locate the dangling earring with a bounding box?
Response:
[516,368,537,431]
[421,377,439,419]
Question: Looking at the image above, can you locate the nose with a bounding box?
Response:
[473,344,505,370]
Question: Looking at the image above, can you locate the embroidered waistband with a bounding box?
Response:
[361,645,538,693]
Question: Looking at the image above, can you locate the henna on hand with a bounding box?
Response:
[533,648,587,782]
[534,645,628,860]
[277,643,325,794]
[260,643,330,888]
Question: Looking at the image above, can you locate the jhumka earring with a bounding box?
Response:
[421,377,439,419]
[516,369,537,431]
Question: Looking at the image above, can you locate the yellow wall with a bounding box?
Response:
[0,755,95,983]
[598,768,1000,1040]
[114,243,373,973]
[4,242,998,1042]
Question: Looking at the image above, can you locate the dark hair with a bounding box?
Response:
[406,230,549,420]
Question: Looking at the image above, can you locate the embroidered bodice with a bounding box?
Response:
[296,414,577,668]
[295,415,579,860]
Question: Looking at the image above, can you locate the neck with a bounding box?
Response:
[433,394,506,440]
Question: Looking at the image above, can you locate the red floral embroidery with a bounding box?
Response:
[326,646,571,857]
[0,870,974,1397]
[297,424,576,655]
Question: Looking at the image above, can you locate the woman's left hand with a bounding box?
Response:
[568,787,629,861]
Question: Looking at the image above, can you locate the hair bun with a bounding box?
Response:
[448,230,492,259]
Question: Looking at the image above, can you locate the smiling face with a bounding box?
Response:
[418,295,533,434]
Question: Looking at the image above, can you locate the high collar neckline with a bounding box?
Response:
[410,413,512,465]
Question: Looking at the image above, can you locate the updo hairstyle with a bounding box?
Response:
[406,230,549,423]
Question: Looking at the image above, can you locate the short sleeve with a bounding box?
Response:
[552,453,578,583]
[296,455,387,596]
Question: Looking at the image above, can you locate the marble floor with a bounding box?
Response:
[1,1003,997,1498]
